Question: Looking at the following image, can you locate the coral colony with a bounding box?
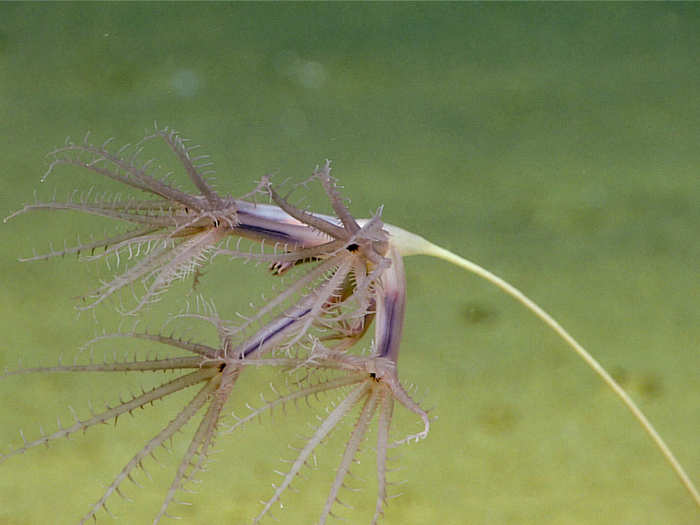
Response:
[3,126,698,523]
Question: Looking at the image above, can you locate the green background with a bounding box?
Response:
[0,4,698,524]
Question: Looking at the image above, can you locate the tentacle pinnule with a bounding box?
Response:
[153,367,239,524]
[1,355,207,377]
[216,237,345,270]
[372,390,394,525]
[0,369,217,466]
[262,174,350,240]
[385,376,430,446]
[78,228,224,313]
[6,200,183,227]
[154,126,224,208]
[224,253,348,340]
[79,375,222,525]
[43,132,205,210]
[319,388,379,524]
[222,374,365,436]
[313,160,360,235]
[15,227,162,262]
[253,382,372,524]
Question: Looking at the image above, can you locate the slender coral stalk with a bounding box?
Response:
[385,223,700,507]
[3,127,697,525]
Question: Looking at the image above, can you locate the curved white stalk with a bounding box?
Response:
[384,223,700,507]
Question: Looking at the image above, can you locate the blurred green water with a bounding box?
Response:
[0,4,698,524]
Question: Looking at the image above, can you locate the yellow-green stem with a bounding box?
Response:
[386,224,700,508]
